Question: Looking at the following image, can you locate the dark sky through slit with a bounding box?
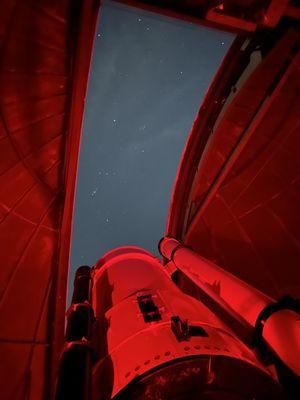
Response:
[69,0,234,294]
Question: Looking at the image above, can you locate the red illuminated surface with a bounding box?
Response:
[0,1,299,400]
[0,1,99,399]
[167,29,300,300]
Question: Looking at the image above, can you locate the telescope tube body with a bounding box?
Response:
[91,246,285,399]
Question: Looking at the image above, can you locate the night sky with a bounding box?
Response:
[69,0,233,292]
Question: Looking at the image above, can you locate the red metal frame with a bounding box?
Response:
[167,28,300,301]
[0,1,99,399]
[50,2,100,396]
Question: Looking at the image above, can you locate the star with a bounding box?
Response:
[91,188,99,197]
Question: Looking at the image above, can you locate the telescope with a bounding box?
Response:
[0,1,299,399]
[56,241,298,399]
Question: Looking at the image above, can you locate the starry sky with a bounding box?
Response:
[69,0,233,290]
